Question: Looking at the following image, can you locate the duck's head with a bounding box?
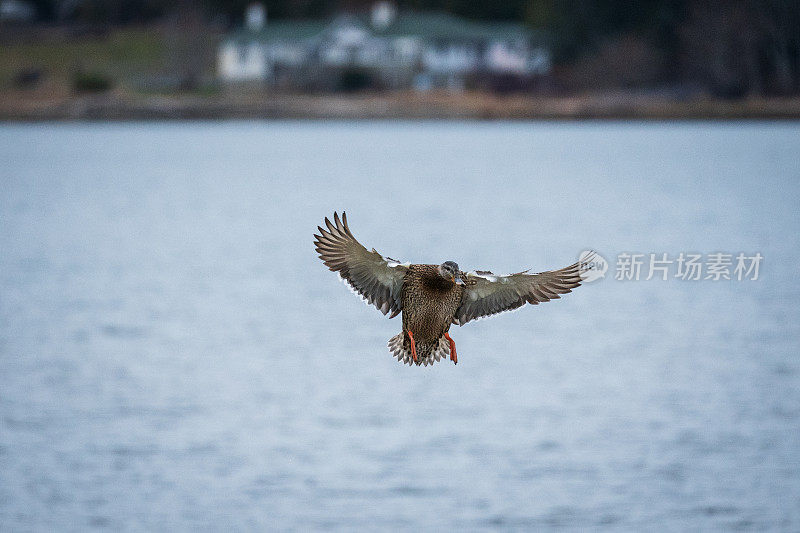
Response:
[438,261,465,285]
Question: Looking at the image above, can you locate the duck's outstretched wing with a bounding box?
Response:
[314,212,408,318]
[454,257,590,326]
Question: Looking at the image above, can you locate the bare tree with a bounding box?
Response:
[163,0,210,91]
[681,0,800,97]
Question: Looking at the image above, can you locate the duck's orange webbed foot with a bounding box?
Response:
[444,332,457,365]
[407,330,418,363]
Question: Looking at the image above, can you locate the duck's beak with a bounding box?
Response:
[453,275,465,286]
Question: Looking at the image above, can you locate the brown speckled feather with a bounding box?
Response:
[397,264,463,364]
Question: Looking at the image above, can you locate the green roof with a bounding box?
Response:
[223,11,542,45]
[224,20,327,44]
[370,12,536,41]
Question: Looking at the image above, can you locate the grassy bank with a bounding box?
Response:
[0,27,171,94]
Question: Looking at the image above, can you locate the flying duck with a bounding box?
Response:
[314,212,591,367]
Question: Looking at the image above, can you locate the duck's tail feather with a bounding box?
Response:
[388,333,450,367]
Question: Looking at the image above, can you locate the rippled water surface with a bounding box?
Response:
[1,121,799,531]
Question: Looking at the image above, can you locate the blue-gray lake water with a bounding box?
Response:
[1,121,799,531]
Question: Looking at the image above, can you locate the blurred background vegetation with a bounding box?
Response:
[1,0,799,98]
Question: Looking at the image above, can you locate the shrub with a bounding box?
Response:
[72,70,113,93]
[339,68,372,92]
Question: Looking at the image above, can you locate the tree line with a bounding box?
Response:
[24,0,800,96]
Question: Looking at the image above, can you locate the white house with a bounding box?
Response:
[218,2,551,91]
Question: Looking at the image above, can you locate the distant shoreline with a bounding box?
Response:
[3,92,800,121]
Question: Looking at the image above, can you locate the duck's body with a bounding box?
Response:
[390,264,464,365]
[402,264,463,341]
[314,212,590,367]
